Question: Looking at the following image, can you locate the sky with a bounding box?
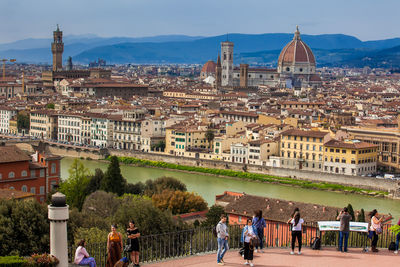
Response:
[0,0,399,43]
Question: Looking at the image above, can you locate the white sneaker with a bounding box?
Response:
[244,262,249,265]
[298,251,302,255]
[290,251,294,255]
[395,250,398,254]
[250,264,254,267]
[254,249,258,253]
[259,249,264,253]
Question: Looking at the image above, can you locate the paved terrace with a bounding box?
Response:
[144,248,399,267]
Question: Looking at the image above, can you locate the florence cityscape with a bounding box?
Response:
[1,1,400,266]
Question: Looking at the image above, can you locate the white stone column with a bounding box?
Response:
[48,192,69,267]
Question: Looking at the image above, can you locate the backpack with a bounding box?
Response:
[213,224,218,238]
[388,242,396,251]
[310,237,321,250]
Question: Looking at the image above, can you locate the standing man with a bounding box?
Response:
[337,207,352,252]
[216,215,229,265]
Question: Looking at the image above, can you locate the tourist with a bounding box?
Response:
[106,225,123,267]
[241,218,258,267]
[126,220,141,267]
[74,240,97,267]
[337,207,352,252]
[395,217,400,254]
[216,215,229,266]
[369,209,383,252]
[252,210,266,253]
[287,211,304,255]
[114,257,129,267]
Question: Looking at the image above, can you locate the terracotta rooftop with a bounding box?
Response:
[281,129,329,138]
[0,188,35,200]
[0,146,30,163]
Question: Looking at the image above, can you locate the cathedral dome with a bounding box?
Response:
[278,27,315,66]
[201,60,217,74]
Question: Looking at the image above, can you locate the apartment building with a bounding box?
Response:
[90,114,112,148]
[30,110,58,140]
[0,107,17,134]
[58,113,82,144]
[323,139,378,176]
[280,129,330,171]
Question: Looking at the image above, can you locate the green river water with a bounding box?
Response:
[61,157,400,220]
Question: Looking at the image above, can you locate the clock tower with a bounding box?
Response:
[51,25,64,71]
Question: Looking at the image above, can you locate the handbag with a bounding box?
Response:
[250,236,260,247]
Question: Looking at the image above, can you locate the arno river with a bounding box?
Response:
[61,157,400,219]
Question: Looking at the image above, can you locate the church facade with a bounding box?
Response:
[209,27,322,92]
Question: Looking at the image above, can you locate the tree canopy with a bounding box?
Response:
[152,189,207,215]
[144,176,187,197]
[0,199,49,256]
[59,158,91,211]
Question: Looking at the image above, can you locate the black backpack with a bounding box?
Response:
[310,237,321,250]
[388,242,396,251]
[213,225,218,237]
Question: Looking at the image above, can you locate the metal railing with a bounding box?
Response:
[69,222,397,265]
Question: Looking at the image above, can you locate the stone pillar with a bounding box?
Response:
[240,64,249,87]
[48,192,69,267]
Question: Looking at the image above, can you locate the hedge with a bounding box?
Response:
[0,256,27,266]
[108,156,388,196]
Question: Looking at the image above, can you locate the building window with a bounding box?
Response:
[51,163,57,173]
[40,186,45,195]
[21,170,27,177]
[31,170,36,178]
[8,172,15,178]
[0,173,2,180]
[30,187,36,194]
[21,185,28,192]
[40,169,45,177]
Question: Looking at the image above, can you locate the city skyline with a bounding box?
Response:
[0,0,399,43]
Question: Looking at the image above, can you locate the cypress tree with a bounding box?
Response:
[346,204,355,221]
[100,156,126,196]
[357,208,366,222]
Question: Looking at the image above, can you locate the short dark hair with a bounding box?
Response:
[247,218,252,224]
[220,214,227,219]
[77,239,85,247]
[343,207,348,212]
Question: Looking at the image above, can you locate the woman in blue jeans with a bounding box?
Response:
[74,240,97,267]
[252,210,266,253]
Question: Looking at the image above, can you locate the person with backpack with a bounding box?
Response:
[252,210,266,253]
[337,207,352,252]
[287,211,304,255]
[216,215,229,266]
[241,218,258,267]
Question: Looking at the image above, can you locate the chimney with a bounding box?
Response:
[266,205,270,210]
[313,205,318,209]
[279,208,283,212]
[276,200,280,204]
[265,198,269,202]
[243,210,247,215]
[289,202,293,206]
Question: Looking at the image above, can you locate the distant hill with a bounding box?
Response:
[3,32,400,67]
[338,45,400,68]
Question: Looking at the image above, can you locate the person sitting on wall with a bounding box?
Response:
[74,239,97,267]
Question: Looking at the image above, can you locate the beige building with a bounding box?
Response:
[0,107,17,134]
[57,113,82,144]
[280,129,330,171]
[30,110,58,140]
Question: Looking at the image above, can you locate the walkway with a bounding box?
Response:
[144,247,399,267]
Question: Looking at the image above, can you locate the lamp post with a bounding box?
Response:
[48,192,69,267]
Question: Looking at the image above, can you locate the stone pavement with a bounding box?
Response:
[143,247,399,267]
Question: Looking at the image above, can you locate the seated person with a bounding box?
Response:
[74,240,97,267]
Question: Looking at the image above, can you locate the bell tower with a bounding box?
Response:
[221,41,234,87]
[51,25,64,71]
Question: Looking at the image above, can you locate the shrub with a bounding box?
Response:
[25,253,59,267]
[0,256,27,266]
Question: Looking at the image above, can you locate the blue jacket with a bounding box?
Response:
[252,217,266,230]
[241,225,258,243]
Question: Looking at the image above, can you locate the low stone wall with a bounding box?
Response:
[47,146,105,160]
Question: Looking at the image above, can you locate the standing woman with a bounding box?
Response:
[252,210,266,253]
[369,209,383,252]
[127,220,141,267]
[106,225,123,267]
[241,219,258,267]
[287,211,304,255]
